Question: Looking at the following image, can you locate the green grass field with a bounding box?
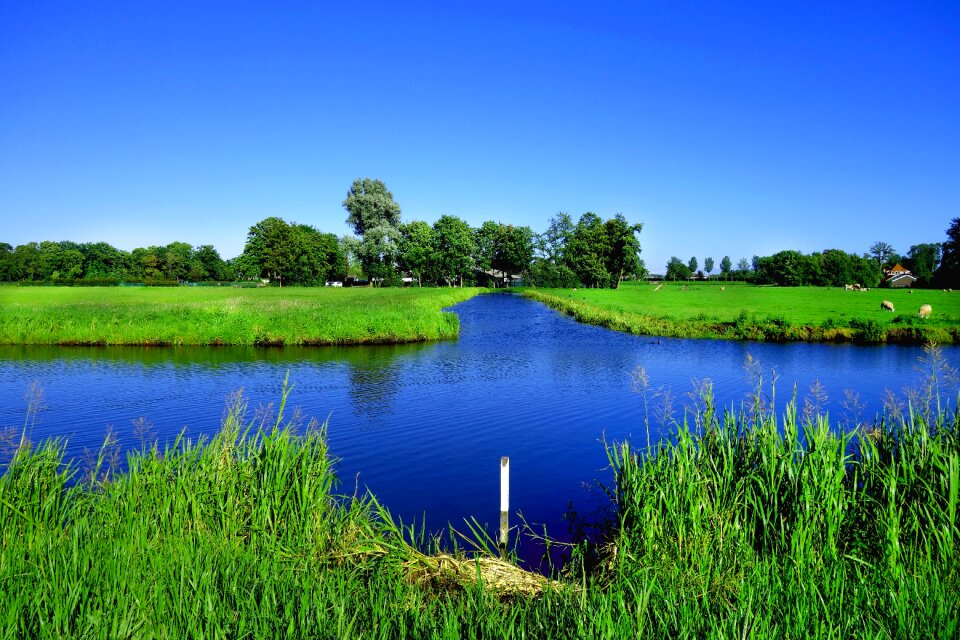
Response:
[0,286,484,346]
[2,377,956,638]
[525,281,960,344]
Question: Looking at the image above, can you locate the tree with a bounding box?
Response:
[666,256,691,281]
[38,241,84,280]
[869,241,896,270]
[525,259,578,287]
[602,214,643,288]
[0,242,13,281]
[80,242,129,279]
[287,225,347,285]
[736,257,750,279]
[398,221,435,287]
[339,235,364,279]
[720,256,732,280]
[191,245,228,281]
[476,222,534,286]
[903,243,942,287]
[688,256,698,274]
[343,178,402,237]
[355,224,402,286]
[493,224,534,286]
[936,218,960,288]
[819,249,854,287]
[164,242,194,281]
[565,213,610,287]
[762,250,806,286]
[241,217,295,286]
[474,221,500,274]
[537,212,573,264]
[432,215,476,287]
[343,178,403,283]
[704,257,714,277]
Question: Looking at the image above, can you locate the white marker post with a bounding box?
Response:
[499,456,509,555]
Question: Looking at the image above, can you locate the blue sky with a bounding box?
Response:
[2,1,957,273]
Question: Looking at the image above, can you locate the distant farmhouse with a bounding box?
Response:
[882,264,917,288]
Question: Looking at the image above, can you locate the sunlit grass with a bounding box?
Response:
[524,281,960,343]
[0,286,484,346]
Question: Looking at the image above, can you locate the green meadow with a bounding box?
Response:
[525,281,960,344]
[0,286,483,346]
[1,377,956,638]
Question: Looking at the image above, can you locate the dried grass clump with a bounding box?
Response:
[404,553,564,598]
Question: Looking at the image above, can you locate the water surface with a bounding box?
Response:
[1,293,957,562]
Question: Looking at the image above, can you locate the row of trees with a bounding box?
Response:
[750,250,881,287]
[339,178,537,287]
[0,240,231,283]
[662,219,960,289]
[339,178,643,288]
[665,255,746,281]
[526,212,644,288]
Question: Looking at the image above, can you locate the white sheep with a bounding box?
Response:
[881,300,895,312]
[919,304,932,319]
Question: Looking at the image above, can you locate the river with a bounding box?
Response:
[1,293,957,563]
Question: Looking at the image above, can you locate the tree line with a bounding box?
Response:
[201,178,643,288]
[3,177,955,289]
[662,218,960,289]
[0,240,232,284]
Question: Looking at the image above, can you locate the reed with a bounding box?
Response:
[0,286,483,346]
[585,395,960,637]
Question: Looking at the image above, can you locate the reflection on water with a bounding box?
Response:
[1,293,958,565]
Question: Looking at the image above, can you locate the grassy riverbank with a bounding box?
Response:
[524,282,960,344]
[2,381,957,637]
[0,286,483,346]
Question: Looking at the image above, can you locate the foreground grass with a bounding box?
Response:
[0,286,483,346]
[2,381,957,637]
[524,282,960,344]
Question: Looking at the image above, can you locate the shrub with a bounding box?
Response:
[849,317,886,343]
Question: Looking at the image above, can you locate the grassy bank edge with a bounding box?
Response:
[522,288,960,345]
[0,287,487,347]
[1,378,957,637]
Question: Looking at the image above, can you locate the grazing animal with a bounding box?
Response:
[881,300,895,312]
[720,286,726,292]
[844,284,853,291]
[908,290,913,294]
[918,304,932,319]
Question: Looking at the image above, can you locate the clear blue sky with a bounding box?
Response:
[2,1,957,272]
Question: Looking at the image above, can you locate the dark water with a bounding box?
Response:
[1,293,957,562]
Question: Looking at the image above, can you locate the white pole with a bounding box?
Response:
[499,456,509,553]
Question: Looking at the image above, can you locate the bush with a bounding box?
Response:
[524,261,579,288]
[75,278,121,287]
[849,317,886,343]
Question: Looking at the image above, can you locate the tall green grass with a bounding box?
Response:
[589,403,959,637]
[2,372,957,637]
[0,286,484,346]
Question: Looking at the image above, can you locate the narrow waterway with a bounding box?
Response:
[1,293,957,563]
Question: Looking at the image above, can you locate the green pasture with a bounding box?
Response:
[0,286,483,346]
[525,281,960,344]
